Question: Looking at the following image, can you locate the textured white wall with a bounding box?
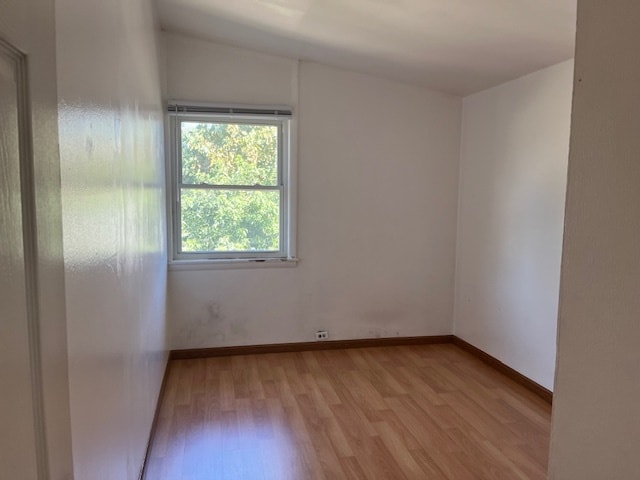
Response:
[164,33,462,349]
[549,1,640,478]
[454,60,573,390]
[56,0,167,479]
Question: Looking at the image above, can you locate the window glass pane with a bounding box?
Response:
[181,121,278,186]
[180,188,280,253]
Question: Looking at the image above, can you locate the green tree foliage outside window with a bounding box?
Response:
[179,121,281,253]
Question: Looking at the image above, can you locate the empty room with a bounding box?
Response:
[3,1,640,479]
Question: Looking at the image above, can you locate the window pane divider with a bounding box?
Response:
[179,184,281,191]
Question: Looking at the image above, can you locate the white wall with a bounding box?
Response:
[165,33,297,106]
[164,33,462,349]
[454,60,573,390]
[56,0,167,479]
[549,1,640,478]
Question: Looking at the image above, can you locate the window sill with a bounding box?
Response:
[168,257,299,272]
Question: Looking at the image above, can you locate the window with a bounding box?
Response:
[167,103,296,267]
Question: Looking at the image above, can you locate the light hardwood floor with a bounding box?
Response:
[144,344,551,479]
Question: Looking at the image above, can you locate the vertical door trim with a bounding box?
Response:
[0,36,49,480]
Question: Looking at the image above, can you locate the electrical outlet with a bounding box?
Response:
[315,330,328,340]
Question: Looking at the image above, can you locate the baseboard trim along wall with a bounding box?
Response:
[168,335,552,404]
[451,336,553,404]
[169,335,454,360]
[139,355,172,480]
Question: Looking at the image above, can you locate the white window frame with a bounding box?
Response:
[167,102,297,269]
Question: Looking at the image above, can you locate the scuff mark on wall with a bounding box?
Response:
[177,302,250,347]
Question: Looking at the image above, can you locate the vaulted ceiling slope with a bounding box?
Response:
[156,0,576,96]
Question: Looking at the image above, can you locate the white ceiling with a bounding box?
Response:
[156,0,576,96]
